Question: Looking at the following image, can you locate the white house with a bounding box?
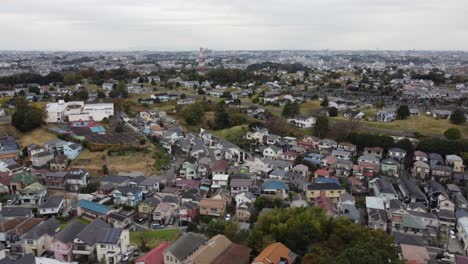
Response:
[287,116,316,128]
[263,145,283,159]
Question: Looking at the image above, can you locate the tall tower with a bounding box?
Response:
[197,47,206,76]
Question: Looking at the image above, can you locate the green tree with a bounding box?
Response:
[396,105,410,119]
[328,107,338,117]
[11,97,46,132]
[97,90,106,99]
[320,97,329,107]
[314,116,329,138]
[282,102,300,117]
[450,109,466,124]
[213,109,230,130]
[444,128,462,140]
[183,103,205,125]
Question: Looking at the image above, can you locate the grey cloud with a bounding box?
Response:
[0,0,467,50]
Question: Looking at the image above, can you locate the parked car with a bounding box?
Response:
[152,223,165,229]
[135,218,146,224]
[122,251,132,261]
[225,214,231,221]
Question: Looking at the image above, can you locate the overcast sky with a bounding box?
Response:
[1,0,467,51]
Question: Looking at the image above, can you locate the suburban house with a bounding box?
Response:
[252,242,297,264]
[199,198,226,217]
[22,217,61,256]
[363,147,384,158]
[107,212,132,229]
[153,202,175,225]
[261,180,289,200]
[138,197,161,219]
[230,179,254,196]
[31,151,54,168]
[287,116,316,128]
[63,143,82,160]
[95,227,130,264]
[163,232,207,264]
[381,159,400,177]
[446,155,465,173]
[368,178,398,204]
[112,186,143,207]
[377,108,396,122]
[134,242,170,264]
[38,195,65,217]
[388,148,407,162]
[263,145,283,159]
[52,219,87,262]
[73,218,110,262]
[306,183,345,204]
[76,199,114,220]
[18,182,47,205]
[411,161,430,179]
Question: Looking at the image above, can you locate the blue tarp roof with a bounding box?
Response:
[77,199,111,215]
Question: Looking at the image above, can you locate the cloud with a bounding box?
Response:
[0,0,467,50]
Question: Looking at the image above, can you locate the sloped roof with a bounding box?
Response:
[23,217,60,240]
[253,242,296,264]
[76,218,111,246]
[77,199,112,215]
[165,232,207,261]
[54,219,87,244]
[135,242,170,264]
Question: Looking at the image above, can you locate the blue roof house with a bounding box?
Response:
[77,199,113,220]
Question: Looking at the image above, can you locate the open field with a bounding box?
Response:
[300,100,322,115]
[0,124,56,147]
[333,115,468,138]
[130,229,179,249]
[213,124,248,139]
[70,149,156,176]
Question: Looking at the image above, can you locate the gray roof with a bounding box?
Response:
[230,178,253,188]
[108,212,128,222]
[141,196,161,207]
[115,186,141,195]
[55,219,87,244]
[373,178,397,195]
[23,217,60,240]
[101,175,130,184]
[166,232,207,261]
[340,204,360,222]
[76,218,111,246]
[0,254,35,264]
[96,228,122,244]
[139,176,161,186]
[39,195,64,209]
[0,207,32,218]
[400,177,426,200]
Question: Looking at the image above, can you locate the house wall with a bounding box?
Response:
[52,240,73,263]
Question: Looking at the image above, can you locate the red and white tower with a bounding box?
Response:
[197,47,206,76]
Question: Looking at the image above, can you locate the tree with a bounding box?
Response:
[11,97,45,132]
[444,128,462,140]
[328,107,338,117]
[320,97,329,107]
[282,102,300,117]
[183,103,205,125]
[314,116,329,138]
[97,90,106,99]
[213,109,230,130]
[450,109,466,124]
[249,207,399,263]
[396,105,410,119]
[75,90,89,101]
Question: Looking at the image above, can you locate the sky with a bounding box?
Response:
[1,0,467,51]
